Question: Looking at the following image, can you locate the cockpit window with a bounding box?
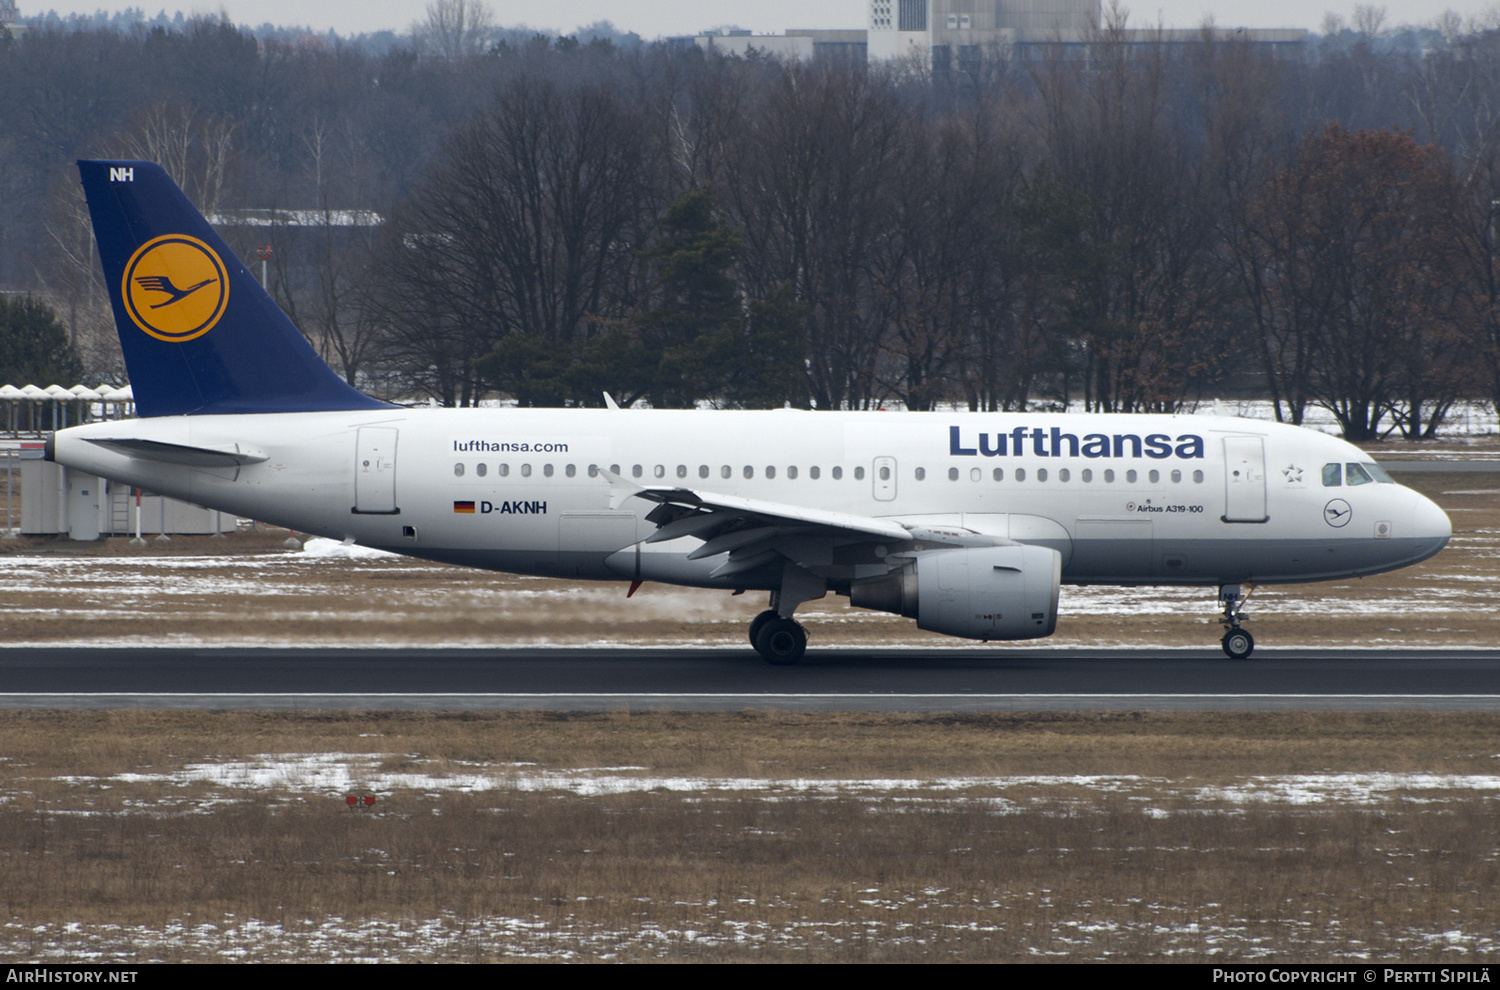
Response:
[1345,463,1374,486]
[1322,463,1342,487]
[1364,462,1395,484]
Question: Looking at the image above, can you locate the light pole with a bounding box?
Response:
[257,245,273,290]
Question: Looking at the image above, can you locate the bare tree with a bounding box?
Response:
[416,0,494,62]
[1256,126,1471,440]
[372,74,654,406]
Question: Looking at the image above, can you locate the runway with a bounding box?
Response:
[4,646,1500,710]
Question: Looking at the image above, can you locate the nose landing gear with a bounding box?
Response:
[1219,584,1254,659]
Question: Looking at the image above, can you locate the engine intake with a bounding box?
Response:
[849,544,1061,641]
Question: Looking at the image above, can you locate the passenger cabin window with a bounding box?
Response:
[915,467,926,481]
[788,466,798,479]
[588,464,599,478]
[521,464,532,478]
[721,465,732,479]
[453,463,464,477]
[766,466,776,479]
[1036,468,1048,482]
[476,462,487,477]
[631,465,642,478]
[699,465,709,479]
[743,466,754,479]
[1322,463,1342,487]
[833,467,844,480]
[677,465,688,479]
[948,468,959,481]
[565,464,576,478]
[1081,469,1092,483]
[499,464,510,477]
[970,468,981,481]
[1058,468,1070,482]
[1345,463,1375,486]
[810,467,820,480]
[854,467,866,480]
[993,468,1004,481]
[1015,468,1026,482]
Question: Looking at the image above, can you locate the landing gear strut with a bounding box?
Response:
[1218,584,1254,660]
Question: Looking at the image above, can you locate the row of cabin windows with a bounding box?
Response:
[452,462,1209,485]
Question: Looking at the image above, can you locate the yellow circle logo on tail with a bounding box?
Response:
[122,234,229,342]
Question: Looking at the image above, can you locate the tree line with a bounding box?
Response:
[4,9,1500,439]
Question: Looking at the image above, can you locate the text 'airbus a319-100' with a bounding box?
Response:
[48,160,1453,663]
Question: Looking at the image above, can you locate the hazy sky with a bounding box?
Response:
[21,0,1486,36]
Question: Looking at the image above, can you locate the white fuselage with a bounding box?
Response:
[51,408,1451,590]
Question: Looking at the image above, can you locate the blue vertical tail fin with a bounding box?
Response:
[78,159,391,417]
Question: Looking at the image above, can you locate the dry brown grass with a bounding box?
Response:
[1,711,1498,961]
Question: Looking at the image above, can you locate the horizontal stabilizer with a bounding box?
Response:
[83,437,268,467]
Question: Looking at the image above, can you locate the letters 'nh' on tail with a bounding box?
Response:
[78,160,391,418]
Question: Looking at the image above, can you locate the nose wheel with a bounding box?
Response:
[1221,627,1254,660]
[1218,584,1254,659]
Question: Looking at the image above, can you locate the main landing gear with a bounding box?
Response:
[1218,584,1254,660]
[750,610,807,665]
[749,566,821,665]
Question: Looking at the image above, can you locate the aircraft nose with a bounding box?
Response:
[1411,492,1452,554]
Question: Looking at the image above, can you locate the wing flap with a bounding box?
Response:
[630,485,911,542]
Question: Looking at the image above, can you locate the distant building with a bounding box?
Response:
[868,1,1305,66]
[669,27,867,62]
[670,3,1302,69]
[0,0,25,39]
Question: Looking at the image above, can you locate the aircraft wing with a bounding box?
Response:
[620,479,1003,580]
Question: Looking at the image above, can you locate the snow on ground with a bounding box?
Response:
[296,537,400,560]
[56,752,1500,808]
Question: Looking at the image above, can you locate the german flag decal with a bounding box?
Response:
[453,501,476,514]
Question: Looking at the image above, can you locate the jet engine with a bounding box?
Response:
[849,544,1062,641]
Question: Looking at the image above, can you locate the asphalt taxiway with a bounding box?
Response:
[3,646,1500,710]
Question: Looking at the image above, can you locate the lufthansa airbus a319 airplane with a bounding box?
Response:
[48,161,1453,663]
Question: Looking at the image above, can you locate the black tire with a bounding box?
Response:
[1222,628,1254,660]
[754,617,807,666]
[748,609,778,648]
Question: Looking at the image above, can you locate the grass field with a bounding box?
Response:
[0,462,1497,961]
[2,710,1500,962]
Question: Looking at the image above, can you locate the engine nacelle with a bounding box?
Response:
[849,544,1062,641]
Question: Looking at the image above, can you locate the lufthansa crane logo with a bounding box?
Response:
[1323,498,1352,528]
[121,234,229,342]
